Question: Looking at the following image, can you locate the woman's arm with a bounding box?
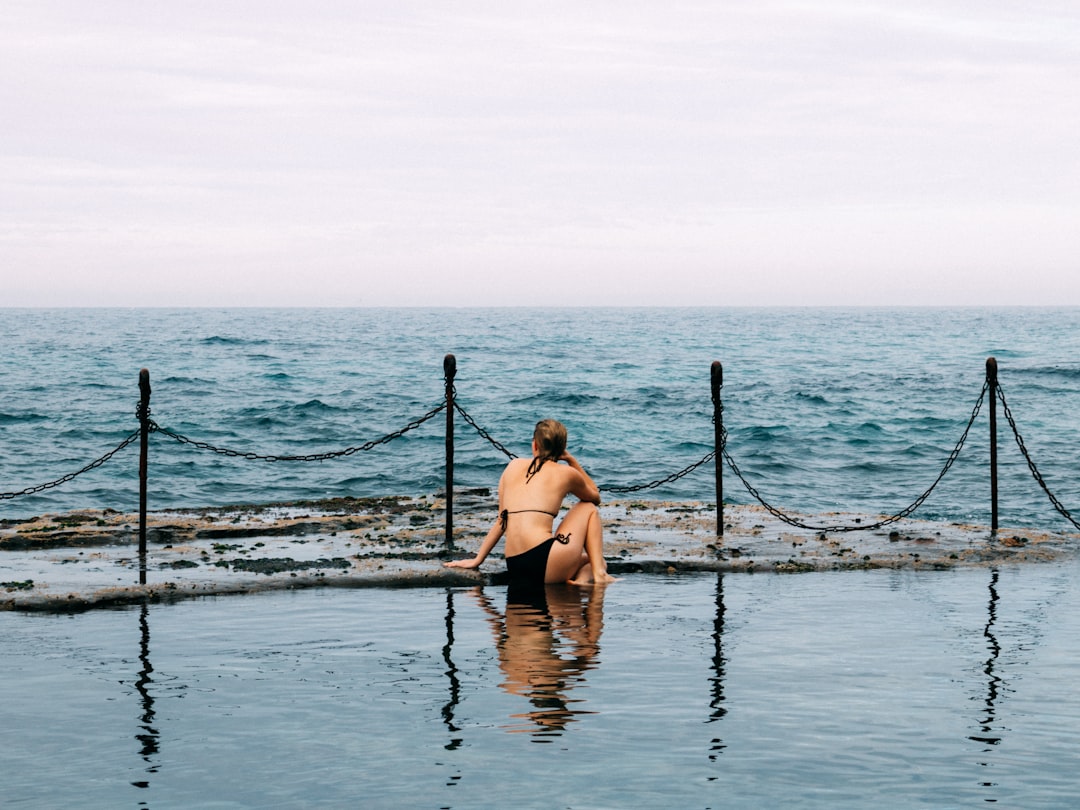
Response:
[443,515,504,570]
[445,464,511,570]
[561,452,601,505]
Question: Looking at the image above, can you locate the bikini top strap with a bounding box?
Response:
[500,507,558,532]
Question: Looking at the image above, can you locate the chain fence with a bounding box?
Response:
[455,380,998,531]
[0,399,444,503]
[721,380,990,533]
[5,365,1080,539]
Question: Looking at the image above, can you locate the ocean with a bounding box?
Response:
[2,307,1080,531]
[6,307,1080,808]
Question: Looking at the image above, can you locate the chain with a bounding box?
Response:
[0,428,143,500]
[3,400,445,500]
[148,400,446,462]
[997,383,1080,531]
[453,393,717,494]
[2,375,1021,535]
[723,379,989,533]
[453,396,518,459]
[604,450,717,494]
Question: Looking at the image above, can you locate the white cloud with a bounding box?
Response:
[2,0,1078,306]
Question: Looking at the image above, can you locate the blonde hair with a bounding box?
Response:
[527,419,567,481]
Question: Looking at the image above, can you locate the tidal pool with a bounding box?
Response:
[3,565,1079,808]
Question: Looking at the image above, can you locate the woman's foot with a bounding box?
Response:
[568,566,618,586]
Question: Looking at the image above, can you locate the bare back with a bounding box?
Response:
[499,457,596,557]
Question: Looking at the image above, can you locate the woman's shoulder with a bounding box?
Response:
[540,460,581,491]
[501,458,530,481]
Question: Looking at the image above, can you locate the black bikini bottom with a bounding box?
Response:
[506,537,557,584]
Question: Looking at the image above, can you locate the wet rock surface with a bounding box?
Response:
[2,494,1077,611]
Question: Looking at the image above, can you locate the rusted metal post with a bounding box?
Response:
[138,368,151,584]
[712,361,724,537]
[986,357,998,533]
[444,354,457,551]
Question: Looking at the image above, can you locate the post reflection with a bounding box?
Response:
[131,602,159,790]
[970,568,1002,749]
[441,589,464,751]
[707,572,727,760]
[471,582,605,739]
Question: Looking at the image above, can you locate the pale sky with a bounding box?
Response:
[3,1,1078,307]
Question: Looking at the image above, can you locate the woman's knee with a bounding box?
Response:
[568,501,599,528]
[581,502,601,531]
[560,502,598,536]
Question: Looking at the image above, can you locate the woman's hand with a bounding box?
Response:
[443,557,482,570]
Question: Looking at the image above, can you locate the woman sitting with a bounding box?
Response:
[444,419,616,585]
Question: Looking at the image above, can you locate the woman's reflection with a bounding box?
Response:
[472,581,606,739]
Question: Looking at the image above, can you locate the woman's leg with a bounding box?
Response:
[545,502,613,584]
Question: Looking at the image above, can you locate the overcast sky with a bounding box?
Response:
[3,1,1078,307]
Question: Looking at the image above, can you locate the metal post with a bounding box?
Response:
[444,354,456,551]
[711,361,724,537]
[138,368,151,584]
[986,357,998,533]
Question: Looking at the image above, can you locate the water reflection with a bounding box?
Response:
[441,589,464,751]
[970,567,1006,801]
[131,602,159,790]
[707,573,727,760]
[970,568,1003,749]
[470,582,606,740]
[15,570,1080,807]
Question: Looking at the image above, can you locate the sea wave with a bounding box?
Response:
[3,307,1080,529]
[0,412,49,425]
[160,375,217,386]
[1008,364,1080,380]
[200,335,270,346]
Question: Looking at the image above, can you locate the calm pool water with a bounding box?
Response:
[3,566,1079,808]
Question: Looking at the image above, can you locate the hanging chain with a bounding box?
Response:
[453,392,717,494]
[14,370,1075,539]
[453,394,517,460]
[997,383,1080,531]
[148,400,446,462]
[1,428,143,500]
[722,380,989,533]
[604,450,717,494]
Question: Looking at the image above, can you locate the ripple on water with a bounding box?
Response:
[3,559,1080,807]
